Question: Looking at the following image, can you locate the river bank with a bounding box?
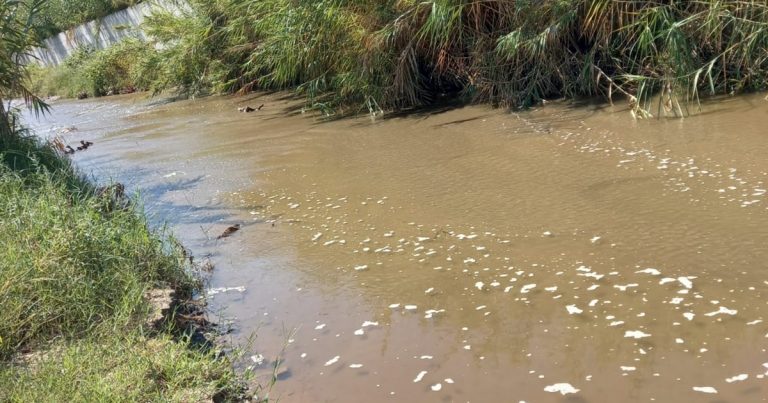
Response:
[0,129,252,401]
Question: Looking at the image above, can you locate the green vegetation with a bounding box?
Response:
[30,39,158,98]
[32,0,140,36]
[2,1,251,401]
[35,0,768,116]
[1,323,242,402]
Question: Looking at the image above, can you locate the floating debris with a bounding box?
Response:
[217,224,241,239]
[349,364,363,369]
[431,383,442,391]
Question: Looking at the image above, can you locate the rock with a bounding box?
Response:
[145,288,176,330]
[76,92,88,100]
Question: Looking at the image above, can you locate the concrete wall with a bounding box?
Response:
[29,0,183,67]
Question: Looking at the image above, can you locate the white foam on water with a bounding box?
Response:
[315,324,326,330]
[207,286,246,296]
[413,370,428,383]
[431,383,442,391]
[349,364,363,368]
[692,386,717,394]
[354,329,364,336]
[362,321,378,327]
[566,305,583,315]
[704,306,737,316]
[636,268,661,276]
[324,356,340,366]
[250,354,265,365]
[725,374,748,383]
[678,277,694,289]
[521,284,537,293]
[543,383,580,395]
[683,312,695,321]
[624,330,651,339]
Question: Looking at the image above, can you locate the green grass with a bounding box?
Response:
[3,4,251,399]
[0,127,249,401]
[0,146,193,357]
[0,333,243,402]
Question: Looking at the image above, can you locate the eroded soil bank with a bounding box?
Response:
[26,93,768,402]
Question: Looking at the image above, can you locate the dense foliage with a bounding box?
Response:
[1,0,49,137]
[32,0,768,116]
[32,0,139,36]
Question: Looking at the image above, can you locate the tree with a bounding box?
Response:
[0,0,49,139]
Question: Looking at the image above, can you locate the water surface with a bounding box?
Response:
[25,93,768,402]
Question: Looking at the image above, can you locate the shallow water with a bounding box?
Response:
[24,93,768,402]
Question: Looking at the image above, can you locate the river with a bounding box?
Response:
[24,93,768,402]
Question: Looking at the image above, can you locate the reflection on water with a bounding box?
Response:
[24,93,768,402]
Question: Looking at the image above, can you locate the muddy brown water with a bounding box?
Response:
[24,93,768,402]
